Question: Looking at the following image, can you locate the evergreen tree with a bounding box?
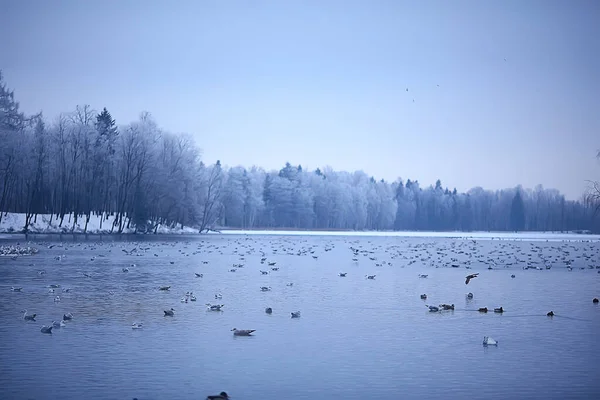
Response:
[95,107,118,154]
[510,190,526,231]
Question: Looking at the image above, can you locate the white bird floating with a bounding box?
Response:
[483,336,498,346]
[132,323,143,329]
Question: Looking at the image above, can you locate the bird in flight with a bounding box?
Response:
[465,273,479,285]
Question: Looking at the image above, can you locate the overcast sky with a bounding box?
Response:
[2,0,599,199]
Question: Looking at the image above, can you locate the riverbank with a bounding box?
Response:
[0,213,198,235]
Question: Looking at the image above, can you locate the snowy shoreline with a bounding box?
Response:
[1,213,599,242]
[0,213,199,235]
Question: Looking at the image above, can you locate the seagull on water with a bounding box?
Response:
[231,328,256,336]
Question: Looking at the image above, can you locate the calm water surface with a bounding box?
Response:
[1,234,599,400]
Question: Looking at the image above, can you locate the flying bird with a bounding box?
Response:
[465,273,479,285]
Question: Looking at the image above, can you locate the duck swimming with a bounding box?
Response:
[52,320,66,328]
[547,311,554,317]
[22,310,36,321]
[494,307,504,313]
[291,311,301,318]
[40,325,53,334]
[265,307,272,314]
[206,392,229,400]
[478,307,488,313]
[164,308,175,316]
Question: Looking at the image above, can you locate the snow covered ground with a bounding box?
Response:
[1,212,598,241]
[0,213,198,235]
[218,229,600,241]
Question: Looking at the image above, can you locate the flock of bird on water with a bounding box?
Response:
[2,235,599,400]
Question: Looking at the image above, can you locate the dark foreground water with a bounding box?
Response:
[1,234,599,400]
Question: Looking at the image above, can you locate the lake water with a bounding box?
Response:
[1,234,599,400]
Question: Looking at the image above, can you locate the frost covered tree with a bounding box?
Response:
[0,73,595,233]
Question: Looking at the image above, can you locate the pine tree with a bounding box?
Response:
[510,190,526,231]
[95,107,118,154]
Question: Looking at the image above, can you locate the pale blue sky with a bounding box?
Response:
[2,0,599,199]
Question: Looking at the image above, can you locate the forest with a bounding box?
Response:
[1,73,599,234]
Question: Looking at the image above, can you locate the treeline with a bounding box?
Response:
[1,73,598,233]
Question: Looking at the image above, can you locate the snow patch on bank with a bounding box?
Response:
[0,213,199,235]
[217,229,600,241]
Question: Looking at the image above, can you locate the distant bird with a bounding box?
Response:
[478,307,488,313]
[427,305,439,312]
[265,307,272,314]
[494,307,504,313]
[63,312,73,321]
[195,273,203,278]
[483,336,498,346]
[418,274,428,278]
[260,286,271,292]
[511,274,516,278]
[207,392,229,400]
[164,308,175,317]
[593,298,599,304]
[467,292,474,299]
[11,287,22,292]
[40,325,53,334]
[132,323,143,329]
[159,286,171,291]
[440,304,455,310]
[420,294,427,300]
[339,272,347,277]
[206,304,224,311]
[547,311,554,317]
[291,311,301,318]
[365,275,376,280]
[465,273,479,285]
[231,328,255,336]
